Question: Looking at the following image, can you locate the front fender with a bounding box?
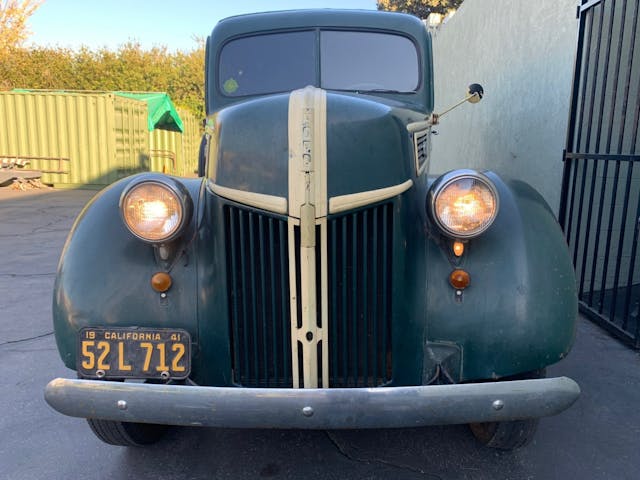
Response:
[52,174,205,374]
[425,173,578,381]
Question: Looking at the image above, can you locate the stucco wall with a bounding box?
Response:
[430,0,578,213]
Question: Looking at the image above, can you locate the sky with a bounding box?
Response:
[28,0,379,52]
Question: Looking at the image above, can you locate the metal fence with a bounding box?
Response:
[559,0,640,348]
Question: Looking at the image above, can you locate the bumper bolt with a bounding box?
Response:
[117,400,128,411]
[492,400,505,411]
[302,406,314,417]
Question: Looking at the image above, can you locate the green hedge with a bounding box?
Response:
[0,42,205,119]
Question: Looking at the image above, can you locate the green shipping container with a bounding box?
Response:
[0,90,201,188]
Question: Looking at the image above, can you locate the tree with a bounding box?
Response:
[0,0,42,52]
[377,0,463,18]
[0,42,206,118]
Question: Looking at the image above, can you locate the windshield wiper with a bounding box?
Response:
[362,89,404,93]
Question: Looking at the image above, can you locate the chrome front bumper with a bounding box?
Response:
[45,376,580,429]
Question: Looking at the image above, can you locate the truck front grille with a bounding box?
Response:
[224,202,393,388]
[328,204,393,387]
[224,207,292,387]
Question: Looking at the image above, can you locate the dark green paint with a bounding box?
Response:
[326,95,415,197]
[53,10,577,392]
[213,94,289,198]
[210,91,425,199]
[53,174,232,386]
[423,174,577,381]
[54,170,576,387]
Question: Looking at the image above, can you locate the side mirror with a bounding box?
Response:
[407,83,484,133]
[466,83,484,104]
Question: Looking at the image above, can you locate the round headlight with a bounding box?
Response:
[120,177,191,243]
[429,170,499,239]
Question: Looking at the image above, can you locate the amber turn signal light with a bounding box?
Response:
[449,269,470,289]
[453,241,465,257]
[151,272,172,292]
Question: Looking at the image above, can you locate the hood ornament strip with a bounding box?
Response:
[288,87,329,389]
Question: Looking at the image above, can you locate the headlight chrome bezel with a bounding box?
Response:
[119,175,193,244]
[428,170,499,239]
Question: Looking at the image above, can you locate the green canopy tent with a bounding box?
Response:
[115,92,184,133]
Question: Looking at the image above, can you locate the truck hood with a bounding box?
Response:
[211,87,419,215]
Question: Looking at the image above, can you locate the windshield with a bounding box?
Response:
[320,31,419,92]
[218,31,316,97]
[219,30,420,97]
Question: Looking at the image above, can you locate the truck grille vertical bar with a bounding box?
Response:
[381,206,390,378]
[225,206,292,387]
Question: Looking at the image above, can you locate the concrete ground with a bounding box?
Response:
[1,186,639,480]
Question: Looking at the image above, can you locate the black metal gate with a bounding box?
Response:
[559,0,640,348]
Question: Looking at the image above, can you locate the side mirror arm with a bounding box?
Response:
[407,83,484,132]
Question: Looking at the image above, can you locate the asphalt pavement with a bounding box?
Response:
[1,186,639,480]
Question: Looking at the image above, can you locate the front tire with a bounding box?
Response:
[469,369,545,450]
[469,417,539,450]
[87,418,167,446]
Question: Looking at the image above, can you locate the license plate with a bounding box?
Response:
[77,327,191,380]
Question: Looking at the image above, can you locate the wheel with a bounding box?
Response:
[87,418,168,447]
[468,369,546,450]
[469,417,539,450]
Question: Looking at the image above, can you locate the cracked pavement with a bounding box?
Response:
[1,186,639,480]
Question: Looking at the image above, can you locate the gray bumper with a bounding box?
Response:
[44,376,580,429]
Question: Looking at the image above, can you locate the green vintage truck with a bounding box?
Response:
[45,10,580,450]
